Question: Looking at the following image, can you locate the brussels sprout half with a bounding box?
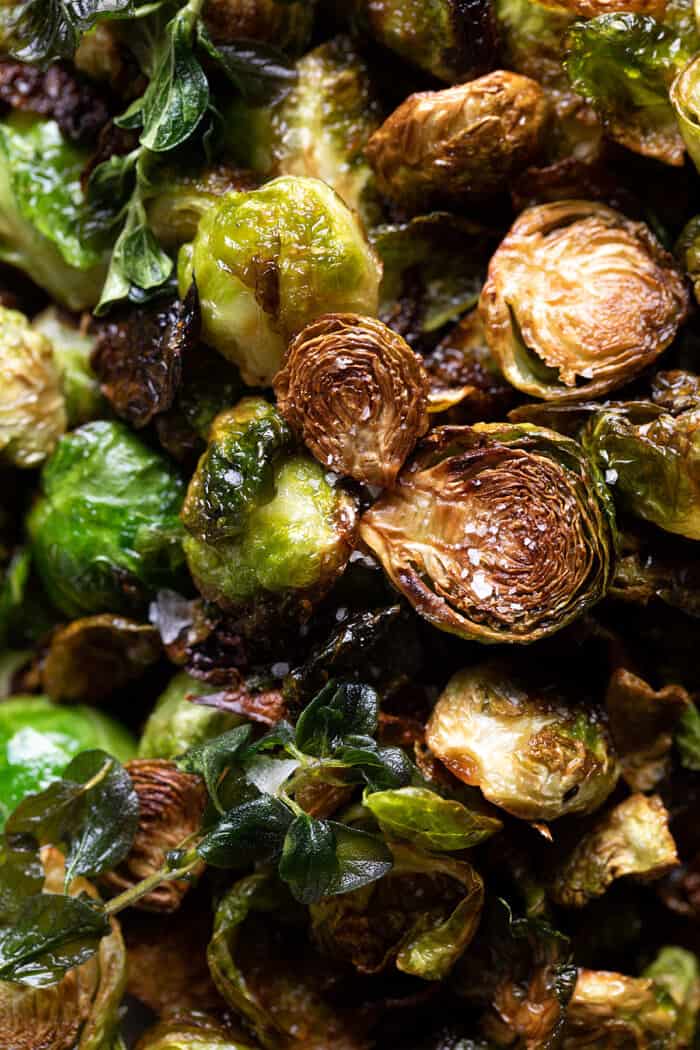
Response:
[139,671,242,760]
[359,423,615,644]
[28,421,186,618]
[178,176,382,386]
[0,304,66,468]
[426,663,619,821]
[136,1020,260,1050]
[32,307,106,428]
[564,966,684,1046]
[480,201,688,401]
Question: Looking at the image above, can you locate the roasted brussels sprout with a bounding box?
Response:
[365,71,549,211]
[178,176,382,386]
[564,965,684,1046]
[0,846,126,1050]
[672,54,700,173]
[350,0,498,83]
[480,201,689,400]
[224,36,382,223]
[203,0,313,52]
[0,304,66,468]
[359,423,615,643]
[274,313,429,487]
[136,1019,260,1050]
[139,671,241,760]
[0,695,135,828]
[182,398,357,616]
[550,793,678,908]
[32,307,106,427]
[643,946,700,1046]
[0,114,107,310]
[28,421,186,618]
[426,662,619,821]
[144,164,259,251]
[101,759,206,912]
[583,401,700,539]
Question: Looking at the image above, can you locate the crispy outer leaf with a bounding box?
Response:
[0,892,109,986]
[364,786,502,851]
[295,681,379,758]
[196,794,293,868]
[178,724,253,813]
[279,814,337,904]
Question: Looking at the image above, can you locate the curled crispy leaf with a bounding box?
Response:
[274,313,429,487]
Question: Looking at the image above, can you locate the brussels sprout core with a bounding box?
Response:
[274,313,429,487]
[359,423,615,643]
[480,201,688,400]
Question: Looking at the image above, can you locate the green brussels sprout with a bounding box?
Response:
[32,307,107,427]
[136,1020,260,1050]
[566,14,692,166]
[672,55,700,173]
[426,663,619,821]
[359,424,615,644]
[178,176,382,386]
[0,304,66,468]
[310,842,484,981]
[564,966,683,1046]
[139,671,242,760]
[223,36,382,224]
[582,402,700,539]
[0,114,107,310]
[550,793,678,908]
[643,947,700,1046]
[145,163,259,251]
[203,0,314,53]
[0,845,127,1050]
[182,398,357,615]
[28,421,186,618]
[350,0,498,83]
[0,695,135,828]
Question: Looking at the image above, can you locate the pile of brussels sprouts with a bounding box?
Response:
[2,0,700,1047]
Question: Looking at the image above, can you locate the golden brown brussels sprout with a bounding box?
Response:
[136,1019,260,1050]
[359,423,615,644]
[550,793,678,908]
[178,176,382,386]
[0,304,66,468]
[273,313,429,487]
[365,71,549,211]
[644,947,700,1047]
[101,759,206,912]
[605,667,690,790]
[673,56,700,173]
[480,201,689,401]
[426,663,619,821]
[563,966,682,1047]
[0,846,126,1050]
[350,0,499,83]
[203,0,314,52]
[41,615,161,704]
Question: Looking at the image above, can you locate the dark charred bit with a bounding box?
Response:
[450,0,500,80]
[82,120,140,191]
[0,60,110,144]
[510,152,641,216]
[191,685,288,726]
[91,288,200,429]
[149,591,249,685]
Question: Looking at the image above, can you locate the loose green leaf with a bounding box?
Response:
[364,786,502,851]
[179,724,253,814]
[197,794,293,868]
[279,814,337,904]
[295,681,379,758]
[197,26,297,106]
[676,703,700,770]
[140,7,209,152]
[0,892,109,986]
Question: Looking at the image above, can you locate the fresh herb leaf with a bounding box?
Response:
[197,26,297,106]
[0,0,135,63]
[179,724,253,814]
[328,823,393,896]
[197,794,293,868]
[295,681,379,758]
[0,838,43,924]
[140,5,209,152]
[337,742,413,790]
[279,814,337,904]
[677,703,700,770]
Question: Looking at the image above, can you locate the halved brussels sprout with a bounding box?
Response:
[32,307,106,428]
[178,176,382,386]
[0,304,66,468]
[136,1019,260,1050]
[643,947,700,1046]
[550,793,678,908]
[0,695,135,828]
[672,55,700,173]
[28,421,186,618]
[567,14,691,165]
[350,0,498,83]
[583,401,700,539]
[144,163,259,251]
[426,663,619,821]
[480,201,688,400]
[359,423,615,644]
[100,759,206,912]
[0,846,126,1050]
[365,71,549,211]
[564,966,682,1046]
[274,313,429,487]
[139,671,242,760]
[224,36,382,223]
[203,0,314,52]
[182,398,357,616]
[310,842,484,981]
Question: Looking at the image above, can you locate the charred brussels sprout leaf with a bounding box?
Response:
[360,424,615,644]
[480,201,688,400]
[364,786,502,851]
[550,793,678,908]
[178,176,382,386]
[583,401,700,540]
[566,13,691,165]
[0,114,107,310]
[0,305,66,469]
[366,72,548,211]
[426,663,619,821]
[28,420,186,618]
[274,313,429,488]
[676,702,700,770]
[565,966,682,1046]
